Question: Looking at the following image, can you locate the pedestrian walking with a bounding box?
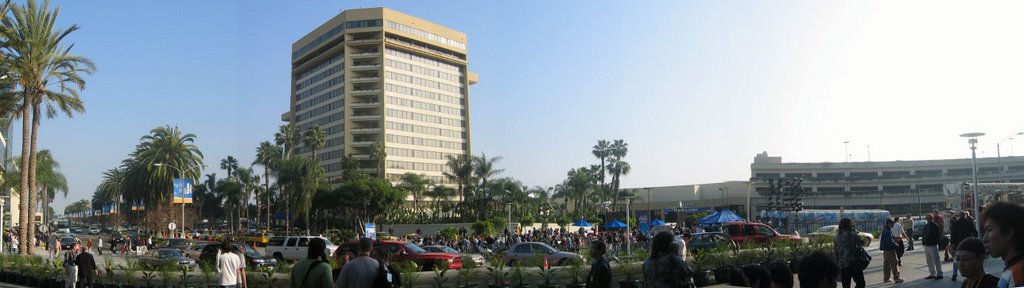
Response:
[892,216,909,266]
[75,244,97,288]
[334,238,377,288]
[902,214,915,250]
[642,231,693,288]
[951,210,978,281]
[955,237,997,288]
[587,240,612,288]
[97,238,102,256]
[834,218,866,288]
[981,202,1024,288]
[880,219,903,283]
[923,213,944,279]
[63,243,79,288]
[216,241,243,288]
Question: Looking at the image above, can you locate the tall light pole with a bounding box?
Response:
[998,132,1023,163]
[960,132,985,235]
[504,190,512,237]
[645,187,652,220]
[0,196,5,253]
[718,187,728,209]
[844,141,850,162]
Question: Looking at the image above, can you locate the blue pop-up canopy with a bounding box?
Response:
[650,218,667,226]
[606,220,627,228]
[699,209,745,224]
[572,219,592,227]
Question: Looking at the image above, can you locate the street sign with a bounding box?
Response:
[168,222,177,231]
[365,223,376,240]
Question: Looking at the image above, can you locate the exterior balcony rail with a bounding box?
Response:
[350,141,377,146]
[351,89,381,94]
[351,52,380,57]
[351,64,381,70]
[348,154,371,160]
[350,101,381,107]
[384,37,467,62]
[350,127,382,133]
[350,76,381,82]
[348,38,381,43]
[350,114,381,120]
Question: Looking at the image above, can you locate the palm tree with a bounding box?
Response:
[370,141,386,178]
[473,153,504,193]
[607,139,629,208]
[399,173,431,211]
[254,141,280,227]
[276,156,324,234]
[423,185,453,221]
[274,124,299,159]
[235,167,259,231]
[220,156,239,179]
[121,126,204,230]
[592,140,610,201]
[443,155,474,202]
[607,159,631,208]
[93,167,124,226]
[304,126,325,161]
[32,150,66,226]
[4,0,95,254]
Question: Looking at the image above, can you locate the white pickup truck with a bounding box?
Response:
[265,236,338,261]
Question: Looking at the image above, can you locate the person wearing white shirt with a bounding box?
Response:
[216,241,243,288]
[892,217,910,266]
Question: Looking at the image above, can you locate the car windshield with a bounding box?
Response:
[60,238,75,244]
[159,250,182,258]
[444,247,459,254]
[404,242,426,254]
[169,239,187,245]
[816,226,836,233]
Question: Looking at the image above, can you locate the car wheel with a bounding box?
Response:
[273,252,283,261]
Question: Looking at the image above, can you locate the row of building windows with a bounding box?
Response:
[297,53,344,80]
[293,19,384,60]
[385,96,462,116]
[384,48,461,72]
[385,59,462,84]
[324,124,344,135]
[296,62,344,91]
[299,112,344,131]
[386,173,448,185]
[385,20,466,50]
[385,108,464,128]
[297,74,345,101]
[757,183,950,193]
[326,136,343,147]
[295,100,344,122]
[754,167,1022,179]
[385,84,462,105]
[385,146,461,161]
[296,88,344,111]
[385,71,462,94]
[386,160,447,172]
[386,121,465,139]
[386,134,465,150]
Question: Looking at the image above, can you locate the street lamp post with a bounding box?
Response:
[626,191,633,257]
[0,197,5,254]
[960,132,986,235]
[998,132,1023,163]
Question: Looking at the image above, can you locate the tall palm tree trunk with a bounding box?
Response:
[26,104,41,254]
[265,168,270,228]
[18,101,30,255]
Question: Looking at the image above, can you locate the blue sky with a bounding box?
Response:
[32,0,1024,212]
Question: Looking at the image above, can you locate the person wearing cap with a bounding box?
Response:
[956,237,997,288]
[880,218,903,283]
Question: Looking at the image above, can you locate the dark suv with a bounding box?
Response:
[723,222,801,244]
[199,243,278,269]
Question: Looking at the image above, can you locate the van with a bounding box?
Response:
[265,236,338,261]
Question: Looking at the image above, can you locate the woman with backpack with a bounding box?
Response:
[834,218,867,288]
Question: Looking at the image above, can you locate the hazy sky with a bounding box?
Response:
[30,0,1024,213]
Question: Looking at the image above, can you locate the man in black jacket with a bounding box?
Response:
[586,241,612,288]
[75,246,97,287]
[950,211,978,281]
[923,213,943,280]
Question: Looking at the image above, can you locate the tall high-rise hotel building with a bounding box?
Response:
[285,8,477,184]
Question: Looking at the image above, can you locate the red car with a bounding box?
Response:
[338,240,463,270]
[722,222,801,244]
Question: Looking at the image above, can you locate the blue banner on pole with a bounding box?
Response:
[638,212,650,235]
[174,178,194,204]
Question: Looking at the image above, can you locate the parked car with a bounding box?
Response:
[337,240,463,271]
[57,228,70,235]
[199,243,278,269]
[138,249,197,271]
[806,225,874,246]
[265,236,338,261]
[241,231,275,247]
[110,232,126,246]
[503,242,583,266]
[422,245,486,267]
[680,232,735,253]
[722,222,802,244]
[59,237,79,250]
[165,239,192,252]
[88,227,101,235]
[183,243,209,260]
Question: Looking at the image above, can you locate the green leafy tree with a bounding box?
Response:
[338,176,404,222]
[399,173,431,211]
[220,156,239,179]
[370,141,386,179]
[443,154,474,203]
[4,0,95,254]
[274,124,299,159]
[276,156,325,233]
[303,126,326,161]
[253,141,280,227]
[607,139,629,208]
[592,140,611,201]
[120,126,204,230]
